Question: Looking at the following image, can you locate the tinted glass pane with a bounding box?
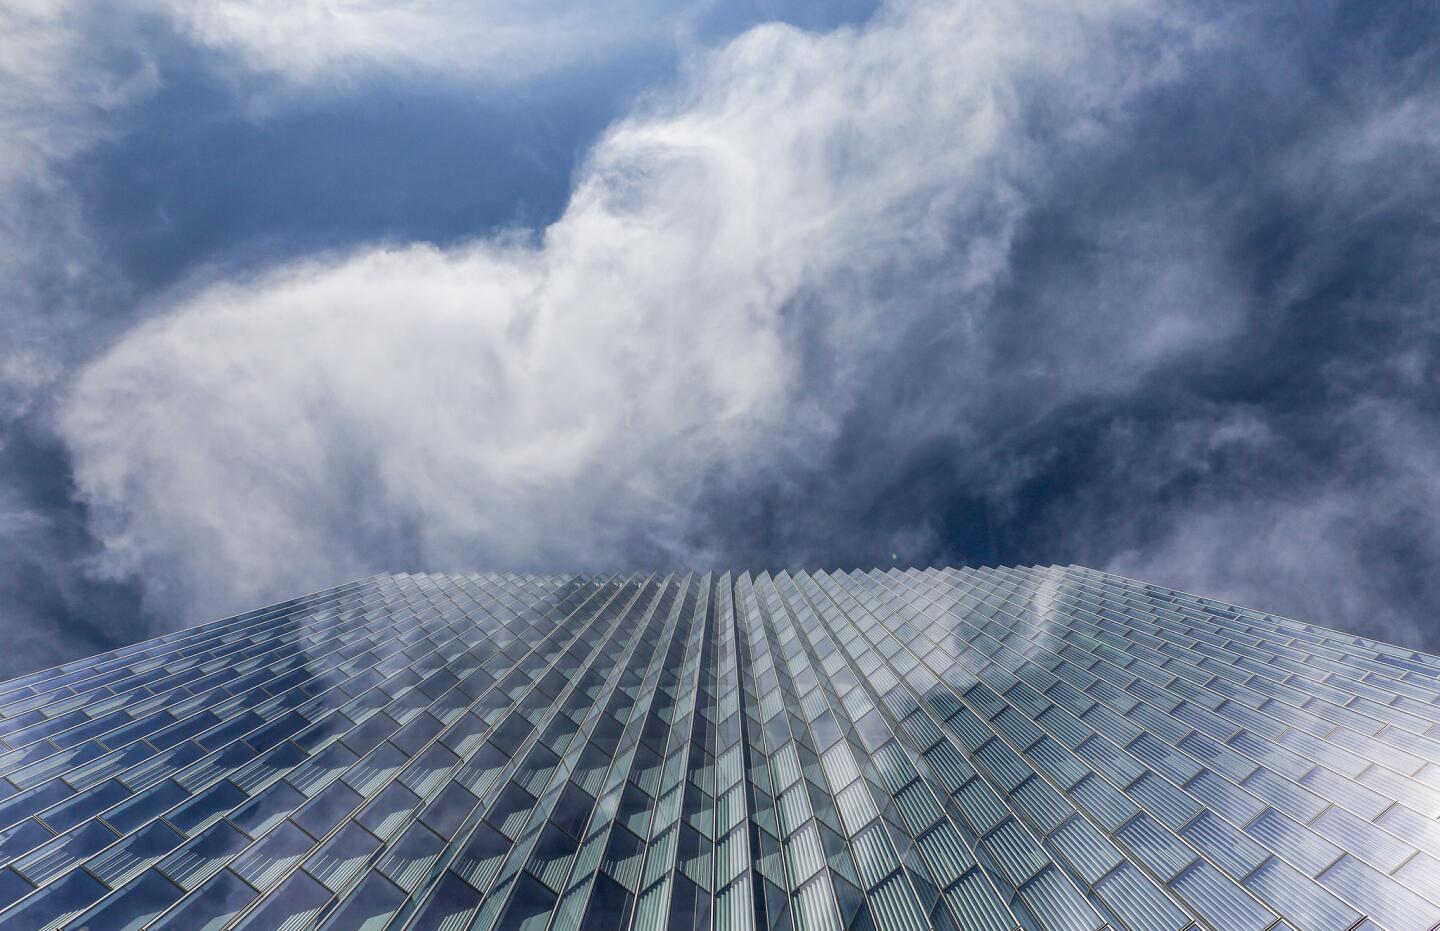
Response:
[0,569,1435,931]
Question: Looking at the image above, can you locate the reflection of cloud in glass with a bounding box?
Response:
[2,566,1438,928]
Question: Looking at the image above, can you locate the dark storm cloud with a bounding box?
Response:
[687,0,1440,649]
[0,416,145,675]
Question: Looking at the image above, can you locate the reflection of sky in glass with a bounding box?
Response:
[0,566,1433,929]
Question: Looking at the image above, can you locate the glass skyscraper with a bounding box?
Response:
[0,565,1437,931]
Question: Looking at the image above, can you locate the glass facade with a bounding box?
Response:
[0,565,1437,930]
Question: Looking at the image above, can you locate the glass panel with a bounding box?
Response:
[319,870,407,931]
[69,868,185,931]
[234,869,332,930]
[2,569,1439,930]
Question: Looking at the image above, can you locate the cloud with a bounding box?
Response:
[0,4,162,678]
[662,0,1440,656]
[27,0,1440,663]
[0,0,712,677]
[0,2,157,415]
[1105,399,1440,649]
[0,3,148,187]
[149,0,684,88]
[1095,43,1440,647]
[60,0,1191,622]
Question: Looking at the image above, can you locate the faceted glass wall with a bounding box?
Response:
[0,566,1437,930]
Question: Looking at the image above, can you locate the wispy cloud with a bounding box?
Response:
[0,4,161,675]
[0,2,155,415]
[59,0,1191,622]
[150,0,685,88]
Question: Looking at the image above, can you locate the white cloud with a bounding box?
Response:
[61,0,1191,622]
[0,3,127,186]
[0,2,158,418]
[151,0,683,87]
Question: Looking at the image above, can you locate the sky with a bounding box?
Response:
[1,0,1438,679]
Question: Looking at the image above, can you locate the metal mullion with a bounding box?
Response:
[853,569,1190,925]
[813,571,1202,931]
[0,582,387,746]
[774,573,926,927]
[726,573,779,931]
[8,576,590,916]
[539,574,698,930]
[803,572,1025,923]
[1018,566,1440,764]
[462,576,671,928]
[950,568,1440,879]
[0,578,386,722]
[469,575,676,931]
[142,574,632,931]
[620,575,715,928]
[387,575,654,931]
[745,573,848,931]
[698,576,724,928]
[1046,570,1440,743]
[861,569,1373,929]
[0,576,488,810]
[706,573,755,931]
[731,572,808,928]
[0,576,375,704]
